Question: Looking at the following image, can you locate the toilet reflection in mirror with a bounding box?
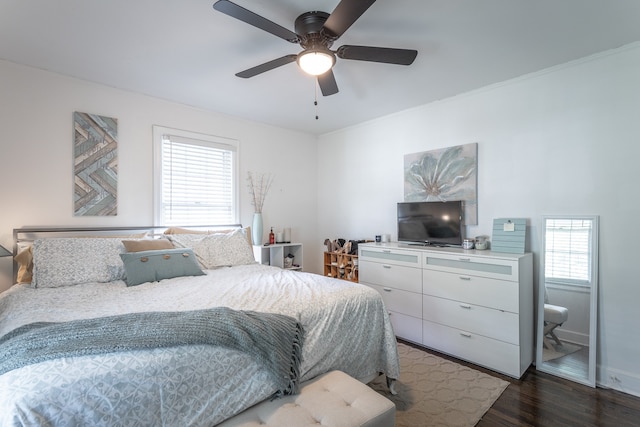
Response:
[536,215,599,387]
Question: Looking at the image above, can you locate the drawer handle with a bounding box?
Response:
[383,287,392,292]
[459,304,471,309]
[459,332,472,338]
[459,257,471,262]
[459,276,471,281]
[383,250,391,253]
[383,265,392,269]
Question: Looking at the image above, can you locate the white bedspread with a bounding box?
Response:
[0,264,399,426]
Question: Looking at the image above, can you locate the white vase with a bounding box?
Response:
[251,213,263,245]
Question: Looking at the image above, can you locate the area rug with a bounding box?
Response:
[369,343,509,427]
[543,341,582,362]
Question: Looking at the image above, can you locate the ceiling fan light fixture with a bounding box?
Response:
[297,49,335,75]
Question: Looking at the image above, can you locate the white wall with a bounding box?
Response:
[0,60,320,291]
[317,42,640,395]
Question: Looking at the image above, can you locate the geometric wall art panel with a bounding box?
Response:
[404,142,478,225]
[73,111,118,216]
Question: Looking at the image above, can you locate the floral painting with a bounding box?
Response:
[404,143,478,225]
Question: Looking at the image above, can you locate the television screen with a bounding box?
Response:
[397,201,464,246]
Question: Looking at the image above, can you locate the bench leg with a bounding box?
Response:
[543,321,564,349]
[550,330,563,346]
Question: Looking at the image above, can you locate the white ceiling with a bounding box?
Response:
[2,0,640,135]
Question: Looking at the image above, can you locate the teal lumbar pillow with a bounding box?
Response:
[120,248,205,286]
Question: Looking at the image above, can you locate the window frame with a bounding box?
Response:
[543,217,593,288]
[152,125,239,226]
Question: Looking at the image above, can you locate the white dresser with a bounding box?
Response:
[359,242,533,378]
[358,245,423,344]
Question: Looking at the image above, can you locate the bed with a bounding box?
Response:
[0,226,400,426]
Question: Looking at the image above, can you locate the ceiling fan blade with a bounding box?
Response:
[235,55,298,78]
[322,0,377,40]
[213,0,299,43]
[317,70,339,96]
[337,45,418,65]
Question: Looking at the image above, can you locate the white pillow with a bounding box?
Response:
[168,229,255,269]
[32,238,126,288]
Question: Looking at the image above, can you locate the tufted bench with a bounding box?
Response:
[218,370,396,427]
[543,303,569,349]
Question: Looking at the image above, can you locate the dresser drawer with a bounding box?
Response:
[423,269,519,313]
[359,246,422,268]
[387,310,423,344]
[423,252,518,281]
[422,319,521,378]
[422,295,519,344]
[366,283,422,319]
[360,260,422,293]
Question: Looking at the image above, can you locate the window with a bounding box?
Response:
[544,218,592,286]
[153,126,238,226]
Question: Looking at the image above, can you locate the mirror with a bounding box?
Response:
[536,215,599,387]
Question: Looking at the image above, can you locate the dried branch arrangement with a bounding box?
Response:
[247,172,274,213]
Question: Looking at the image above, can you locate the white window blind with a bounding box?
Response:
[544,218,592,286]
[153,127,238,226]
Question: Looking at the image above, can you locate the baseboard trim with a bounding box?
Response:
[598,365,640,398]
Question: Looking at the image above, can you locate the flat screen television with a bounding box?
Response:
[397,201,464,246]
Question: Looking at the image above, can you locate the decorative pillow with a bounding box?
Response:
[32,238,127,288]
[122,239,174,252]
[14,245,34,284]
[164,227,210,235]
[13,233,149,285]
[167,229,256,269]
[120,248,205,287]
[164,226,252,245]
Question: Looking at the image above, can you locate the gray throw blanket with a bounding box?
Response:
[0,307,304,397]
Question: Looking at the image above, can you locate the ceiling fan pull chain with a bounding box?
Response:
[314,82,319,120]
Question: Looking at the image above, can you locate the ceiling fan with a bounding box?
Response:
[213,0,418,96]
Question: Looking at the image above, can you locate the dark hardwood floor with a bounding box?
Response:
[399,340,640,426]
